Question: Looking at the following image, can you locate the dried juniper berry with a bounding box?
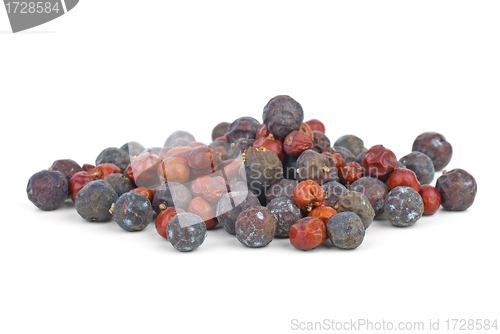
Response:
[419,184,441,215]
[113,192,154,232]
[412,132,452,171]
[399,151,435,185]
[305,119,325,133]
[228,138,256,159]
[27,170,69,211]
[334,135,365,157]
[255,123,271,140]
[334,191,375,229]
[75,180,118,222]
[164,130,196,147]
[167,213,207,252]
[243,147,283,201]
[384,186,424,227]
[152,182,193,214]
[312,131,331,153]
[387,168,421,192]
[321,180,348,208]
[296,149,337,185]
[266,179,298,204]
[308,205,338,225]
[104,173,135,197]
[188,196,218,230]
[293,180,324,213]
[283,130,313,157]
[226,116,261,143]
[435,169,477,211]
[120,141,145,158]
[216,190,261,235]
[263,95,304,139]
[50,159,82,181]
[155,207,185,239]
[332,146,356,164]
[187,146,222,173]
[326,212,365,250]
[235,206,277,248]
[349,177,389,217]
[267,197,302,238]
[212,122,230,141]
[69,171,97,202]
[338,161,364,186]
[289,217,326,251]
[253,136,285,161]
[361,145,397,181]
[95,147,130,172]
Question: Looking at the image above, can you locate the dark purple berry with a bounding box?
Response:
[75,180,118,222]
[412,132,452,171]
[167,213,207,252]
[384,186,424,227]
[333,146,356,164]
[267,197,301,238]
[334,135,365,157]
[113,192,154,232]
[27,170,69,211]
[349,176,389,217]
[95,147,130,172]
[50,159,82,181]
[226,117,261,143]
[435,169,477,211]
[266,179,298,204]
[120,141,145,158]
[399,151,435,185]
[296,150,337,185]
[216,190,261,235]
[334,191,375,229]
[152,182,193,214]
[321,180,348,207]
[211,122,230,141]
[312,131,331,153]
[235,206,276,247]
[104,173,135,197]
[243,147,283,200]
[263,95,304,139]
[228,138,257,159]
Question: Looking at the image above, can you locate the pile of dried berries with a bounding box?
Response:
[27,95,477,252]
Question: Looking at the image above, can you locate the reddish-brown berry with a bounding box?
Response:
[339,162,364,185]
[419,184,442,215]
[158,157,190,184]
[300,122,314,141]
[293,180,324,212]
[289,217,327,250]
[361,145,397,181]
[283,131,314,157]
[308,205,338,225]
[322,151,344,169]
[155,207,185,239]
[255,123,271,140]
[188,197,218,230]
[387,168,421,192]
[69,171,97,202]
[92,163,122,180]
[305,119,326,133]
[131,187,155,203]
[253,136,285,161]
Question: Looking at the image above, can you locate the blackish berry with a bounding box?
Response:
[332,146,356,164]
[75,180,118,222]
[321,180,348,208]
[50,159,82,181]
[95,147,130,172]
[113,192,154,232]
[27,170,69,211]
[263,95,304,139]
[243,147,283,200]
[399,151,435,185]
[296,149,337,185]
[267,197,302,238]
[349,177,389,217]
[334,135,365,157]
[312,131,331,153]
[104,173,135,197]
[326,212,365,249]
[216,190,261,235]
[167,213,207,252]
[412,132,452,171]
[265,179,297,204]
[152,182,193,214]
[283,155,299,180]
[334,191,375,229]
[228,138,257,159]
[226,116,261,143]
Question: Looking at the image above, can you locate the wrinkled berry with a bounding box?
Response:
[321,180,348,207]
[338,161,364,185]
[188,196,218,230]
[349,177,389,217]
[253,136,285,161]
[334,135,364,157]
[435,169,477,211]
[326,212,365,249]
[384,186,424,227]
[167,213,207,252]
[211,122,230,141]
[113,192,153,232]
[50,159,82,181]
[226,116,261,143]
[296,150,337,185]
[267,197,302,238]
[155,207,185,239]
[201,176,228,204]
[95,147,130,172]
[312,131,331,153]
[235,206,277,248]
[131,187,154,202]
[69,171,97,202]
[387,168,421,192]
[82,164,95,172]
[92,163,122,180]
[127,152,161,187]
[158,157,190,184]
[263,95,304,139]
[399,151,435,185]
[293,180,324,213]
[75,180,118,222]
[332,146,356,164]
[334,191,375,229]
[27,170,69,211]
[289,217,326,251]
[243,147,283,201]
[361,145,397,181]
[104,173,134,197]
[419,185,441,215]
[228,138,256,159]
[300,122,314,141]
[187,146,222,172]
[322,151,344,169]
[266,179,298,204]
[216,190,261,235]
[284,130,313,157]
[308,205,338,225]
[255,123,271,140]
[412,132,452,171]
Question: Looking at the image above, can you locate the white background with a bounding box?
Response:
[1,1,498,333]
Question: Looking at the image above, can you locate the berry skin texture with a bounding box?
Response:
[243,147,283,199]
[334,191,375,229]
[386,168,421,192]
[399,151,435,185]
[235,206,277,248]
[263,95,304,139]
[266,179,298,204]
[95,147,130,172]
[216,190,261,235]
[104,173,134,197]
[296,149,337,185]
[308,205,338,225]
[412,132,452,171]
[289,217,327,251]
[157,157,190,184]
[152,182,193,214]
[92,163,122,180]
[27,170,69,211]
[300,122,314,141]
[253,136,285,161]
[338,161,364,185]
[69,171,97,202]
[50,159,82,181]
[334,135,365,157]
[167,213,207,252]
[113,192,154,232]
[293,180,324,213]
[305,119,325,133]
[312,131,331,153]
[131,187,155,203]
[267,197,302,238]
[187,146,222,172]
[283,131,313,158]
[226,117,261,143]
[435,169,477,211]
[349,177,389,217]
[326,212,365,250]
[384,186,424,227]
[155,207,185,239]
[361,145,397,181]
[188,196,218,230]
[255,123,271,140]
[120,141,145,158]
[419,185,441,215]
[75,180,118,222]
[321,181,348,208]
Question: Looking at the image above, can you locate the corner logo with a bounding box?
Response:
[3,0,78,33]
